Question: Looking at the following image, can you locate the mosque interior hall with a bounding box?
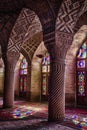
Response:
[0,0,87,130]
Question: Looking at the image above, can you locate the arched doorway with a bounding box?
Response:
[19,57,28,99]
[41,52,50,101]
[76,41,87,107]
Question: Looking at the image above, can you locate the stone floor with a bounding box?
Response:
[0,100,87,130]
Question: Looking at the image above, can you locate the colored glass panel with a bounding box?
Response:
[42,52,50,98]
[77,60,85,68]
[24,77,27,92]
[78,71,85,96]
[42,66,47,72]
[23,69,27,75]
[42,52,50,72]
[20,58,28,75]
[78,71,85,82]
[78,85,85,96]
[42,57,46,65]
[46,52,50,65]
[20,78,23,92]
[48,65,50,72]
[19,57,28,98]
[77,42,87,98]
[77,43,86,59]
[42,74,46,95]
[42,52,50,65]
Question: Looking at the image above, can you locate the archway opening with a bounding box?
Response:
[65,25,87,107]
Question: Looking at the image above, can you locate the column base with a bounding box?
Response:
[3,103,14,108]
[48,115,64,122]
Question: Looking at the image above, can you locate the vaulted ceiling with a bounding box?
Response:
[0,0,87,60]
[0,0,63,14]
[0,0,24,13]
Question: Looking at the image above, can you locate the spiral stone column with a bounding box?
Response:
[48,59,65,122]
[3,52,19,108]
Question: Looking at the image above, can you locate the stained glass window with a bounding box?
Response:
[20,77,23,92]
[20,58,28,75]
[42,52,50,73]
[41,52,50,99]
[42,74,47,95]
[77,42,87,97]
[19,58,28,98]
[77,43,86,59]
[77,60,85,68]
[77,72,85,96]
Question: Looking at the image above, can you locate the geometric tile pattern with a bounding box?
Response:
[56,0,84,33]
[0,0,24,13]
[8,8,36,53]
[7,51,20,62]
[21,32,43,61]
[43,31,55,47]
[23,15,42,44]
[55,30,74,58]
[48,62,65,121]
[20,15,42,61]
[0,14,18,53]
[78,0,87,17]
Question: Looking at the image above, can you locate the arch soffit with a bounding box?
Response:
[32,41,47,63]
[21,31,43,62]
[66,25,87,62]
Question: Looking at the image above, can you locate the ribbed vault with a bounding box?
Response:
[7,8,43,62]
[8,8,36,53]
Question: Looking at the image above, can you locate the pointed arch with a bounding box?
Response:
[65,25,87,106]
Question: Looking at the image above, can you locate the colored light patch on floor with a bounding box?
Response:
[72,116,87,128]
[12,108,34,119]
[65,108,87,129]
[0,101,87,129]
[12,105,44,119]
[0,107,34,120]
[0,102,48,120]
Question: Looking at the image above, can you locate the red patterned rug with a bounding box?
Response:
[0,101,48,120]
[64,107,87,130]
[0,101,87,130]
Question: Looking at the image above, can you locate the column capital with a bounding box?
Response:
[51,58,65,65]
[6,51,20,72]
[7,51,20,61]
